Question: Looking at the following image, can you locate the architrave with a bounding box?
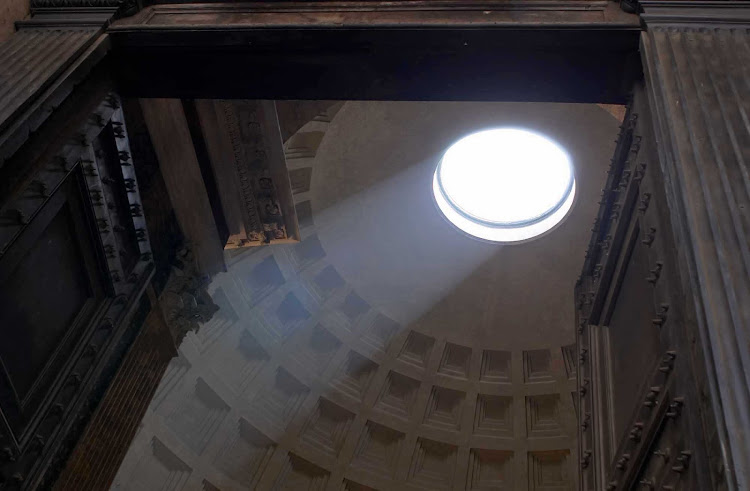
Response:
[108,1,642,103]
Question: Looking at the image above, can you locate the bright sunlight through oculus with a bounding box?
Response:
[433,128,575,243]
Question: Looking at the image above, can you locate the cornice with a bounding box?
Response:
[31,0,125,6]
[26,0,140,22]
[640,0,750,24]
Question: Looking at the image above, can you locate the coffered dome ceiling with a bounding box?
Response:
[113,101,620,490]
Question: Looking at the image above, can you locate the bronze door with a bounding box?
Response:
[576,85,714,491]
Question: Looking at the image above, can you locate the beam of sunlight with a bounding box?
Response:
[434,128,575,243]
[314,156,502,327]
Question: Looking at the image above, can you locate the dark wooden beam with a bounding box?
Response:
[109,1,642,103]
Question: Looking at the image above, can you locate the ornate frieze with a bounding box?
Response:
[220,102,265,243]
[31,0,124,6]
[200,100,300,249]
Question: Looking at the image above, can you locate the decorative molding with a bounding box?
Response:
[0,91,156,490]
[621,0,750,17]
[165,378,229,455]
[407,438,458,490]
[19,0,139,29]
[526,394,565,438]
[250,368,309,433]
[397,331,435,370]
[529,450,572,490]
[474,394,513,438]
[523,349,554,384]
[213,419,274,489]
[208,100,298,248]
[640,1,750,24]
[295,325,341,375]
[423,386,465,431]
[220,101,264,243]
[159,247,219,348]
[467,449,513,490]
[641,8,750,489]
[619,0,640,14]
[479,349,512,384]
[28,0,139,19]
[329,351,378,401]
[148,0,613,11]
[438,343,471,380]
[298,398,355,458]
[0,29,101,167]
[32,0,124,6]
[272,453,329,489]
[122,437,192,490]
[113,0,638,30]
[351,420,404,479]
[374,371,420,421]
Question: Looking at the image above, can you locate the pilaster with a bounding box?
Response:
[640,2,750,488]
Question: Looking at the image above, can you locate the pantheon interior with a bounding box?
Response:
[0,1,748,491]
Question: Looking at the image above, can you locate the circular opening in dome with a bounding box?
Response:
[433,128,576,243]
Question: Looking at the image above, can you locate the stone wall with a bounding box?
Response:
[0,0,28,44]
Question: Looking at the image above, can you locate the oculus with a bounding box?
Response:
[433,128,575,242]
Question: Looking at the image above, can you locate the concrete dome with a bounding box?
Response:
[113,100,620,491]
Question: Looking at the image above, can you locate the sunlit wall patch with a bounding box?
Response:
[433,128,575,243]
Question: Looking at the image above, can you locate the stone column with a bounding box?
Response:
[640,2,750,488]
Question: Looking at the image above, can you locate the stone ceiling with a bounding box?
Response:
[112,100,620,491]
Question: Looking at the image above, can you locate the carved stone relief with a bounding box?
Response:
[198,100,299,249]
[160,247,220,348]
